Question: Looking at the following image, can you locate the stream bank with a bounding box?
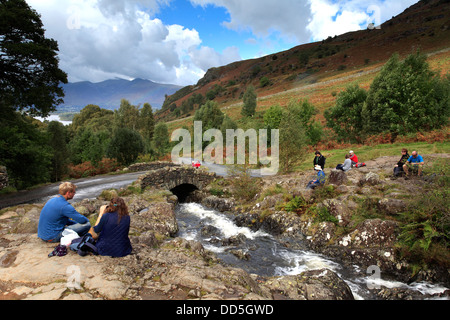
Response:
[0,155,449,300]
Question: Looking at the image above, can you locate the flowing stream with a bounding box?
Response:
[175,202,449,300]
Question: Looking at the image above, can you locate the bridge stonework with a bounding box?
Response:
[138,165,217,191]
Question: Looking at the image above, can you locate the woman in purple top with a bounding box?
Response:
[89,197,132,257]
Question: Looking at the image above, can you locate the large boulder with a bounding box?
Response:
[201,195,235,212]
[263,268,354,300]
[131,201,178,239]
[328,170,348,186]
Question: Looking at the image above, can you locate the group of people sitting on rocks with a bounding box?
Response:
[307,148,424,189]
[38,182,132,258]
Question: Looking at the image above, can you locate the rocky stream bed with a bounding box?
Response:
[0,155,449,301]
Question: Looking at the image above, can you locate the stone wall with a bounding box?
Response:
[127,161,181,172]
[0,166,8,191]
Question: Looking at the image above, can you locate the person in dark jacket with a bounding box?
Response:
[393,148,409,177]
[313,151,326,170]
[89,197,132,257]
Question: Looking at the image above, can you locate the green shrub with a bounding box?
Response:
[283,196,308,214]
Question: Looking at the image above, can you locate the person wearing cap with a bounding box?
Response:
[313,151,326,170]
[349,150,366,168]
[306,165,326,189]
[403,151,424,178]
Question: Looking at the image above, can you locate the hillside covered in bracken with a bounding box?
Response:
[156,0,450,125]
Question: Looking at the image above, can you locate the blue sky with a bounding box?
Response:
[26,0,419,86]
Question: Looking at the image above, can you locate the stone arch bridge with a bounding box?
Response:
[134,162,217,202]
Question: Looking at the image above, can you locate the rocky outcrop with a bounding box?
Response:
[0,186,355,301]
[263,269,354,300]
[232,154,450,287]
[201,195,235,212]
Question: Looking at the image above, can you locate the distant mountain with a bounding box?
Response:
[59,78,182,112]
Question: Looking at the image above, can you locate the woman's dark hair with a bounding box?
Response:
[315,150,321,155]
[105,197,129,223]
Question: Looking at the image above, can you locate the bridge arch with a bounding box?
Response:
[138,166,216,202]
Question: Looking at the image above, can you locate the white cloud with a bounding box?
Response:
[26,0,241,86]
[307,0,369,41]
[189,46,241,71]
[190,0,419,43]
[307,0,420,41]
[25,0,419,85]
[190,0,312,43]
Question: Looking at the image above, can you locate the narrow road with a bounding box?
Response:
[0,171,147,209]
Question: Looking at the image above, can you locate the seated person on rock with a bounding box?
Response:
[349,150,366,168]
[403,151,424,178]
[88,197,132,258]
[393,148,409,177]
[307,165,326,189]
[313,150,326,171]
[336,154,352,172]
[38,182,91,243]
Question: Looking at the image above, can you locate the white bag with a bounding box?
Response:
[60,228,80,246]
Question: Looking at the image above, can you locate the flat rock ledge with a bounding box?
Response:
[0,195,354,300]
[0,233,354,300]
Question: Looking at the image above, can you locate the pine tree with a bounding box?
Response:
[241,85,257,117]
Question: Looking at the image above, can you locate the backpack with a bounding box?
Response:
[69,234,98,256]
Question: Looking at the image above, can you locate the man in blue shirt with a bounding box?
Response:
[403,151,424,178]
[38,182,91,243]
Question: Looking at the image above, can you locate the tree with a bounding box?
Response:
[0,0,67,117]
[0,112,52,189]
[295,99,323,145]
[139,102,155,142]
[107,128,144,165]
[69,128,106,166]
[325,84,367,143]
[264,105,284,130]
[194,100,224,132]
[114,99,140,131]
[263,104,284,144]
[152,122,170,158]
[278,103,308,173]
[241,85,257,117]
[362,51,450,137]
[72,104,114,133]
[46,121,69,182]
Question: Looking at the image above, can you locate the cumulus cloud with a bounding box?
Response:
[307,0,420,41]
[26,0,241,86]
[190,0,312,43]
[190,0,419,43]
[25,0,418,85]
